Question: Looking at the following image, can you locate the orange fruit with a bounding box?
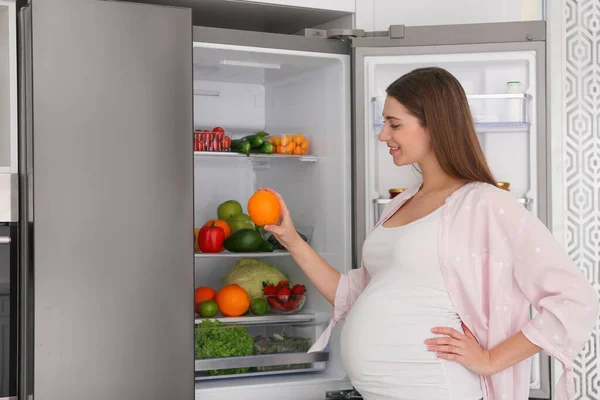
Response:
[285,142,296,154]
[247,190,281,226]
[203,219,231,238]
[281,134,295,146]
[277,145,284,154]
[294,134,305,145]
[215,284,250,317]
[293,146,303,155]
[195,286,217,313]
[301,139,309,149]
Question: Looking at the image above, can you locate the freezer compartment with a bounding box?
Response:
[195,320,328,380]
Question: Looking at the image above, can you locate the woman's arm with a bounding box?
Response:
[286,239,341,305]
[426,324,541,376]
[262,188,345,305]
[487,331,542,374]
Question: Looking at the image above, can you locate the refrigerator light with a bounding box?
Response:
[218,60,281,70]
[194,89,220,97]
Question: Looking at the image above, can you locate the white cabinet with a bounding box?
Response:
[355,0,543,31]
[0,0,17,174]
[237,0,354,13]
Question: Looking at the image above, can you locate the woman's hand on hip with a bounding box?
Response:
[425,322,495,376]
[261,188,302,251]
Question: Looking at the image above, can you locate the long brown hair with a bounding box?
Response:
[386,67,496,186]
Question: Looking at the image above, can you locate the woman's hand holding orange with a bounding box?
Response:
[260,188,303,251]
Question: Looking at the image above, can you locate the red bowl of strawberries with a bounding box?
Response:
[263,280,306,314]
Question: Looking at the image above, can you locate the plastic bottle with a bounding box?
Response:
[506,81,523,123]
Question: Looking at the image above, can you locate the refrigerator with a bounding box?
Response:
[6,0,551,399]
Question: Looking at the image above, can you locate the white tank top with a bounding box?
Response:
[340,206,482,400]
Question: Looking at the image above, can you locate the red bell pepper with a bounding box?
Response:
[198,222,225,253]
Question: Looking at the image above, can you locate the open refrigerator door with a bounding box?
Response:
[191,27,354,399]
[352,22,550,400]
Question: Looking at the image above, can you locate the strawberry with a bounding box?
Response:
[263,281,277,296]
[291,284,305,295]
[283,298,298,310]
[263,285,277,296]
[277,280,290,289]
[276,286,291,303]
[267,296,283,310]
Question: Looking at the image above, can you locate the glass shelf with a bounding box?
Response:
[195,250,290,258]
[194,151,318,162]
[195,313,315,326]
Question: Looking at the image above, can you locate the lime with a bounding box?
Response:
[199,300,219,318]
[250,298,268,316]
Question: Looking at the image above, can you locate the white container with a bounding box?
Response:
[506,81,523,122]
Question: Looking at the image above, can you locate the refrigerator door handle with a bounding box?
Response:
[0,236,11,244]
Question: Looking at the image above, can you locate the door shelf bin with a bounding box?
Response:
[195,320,328,379]
[371,93,531,131]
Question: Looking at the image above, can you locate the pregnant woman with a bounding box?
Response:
[263,67,598,400]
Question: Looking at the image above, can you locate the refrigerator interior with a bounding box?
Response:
[363,51,542,388]
[192,41,352,394]
[365,51,538,230]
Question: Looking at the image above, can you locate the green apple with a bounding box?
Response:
[231,213,251,222]
[227,219,256,233]
[217,200,243,220]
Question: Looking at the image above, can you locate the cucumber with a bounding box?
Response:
[243,135,264,148]
[249,141,274,155]
[255,131,270,138]
[231,138,251,155]
[258,141,273,154]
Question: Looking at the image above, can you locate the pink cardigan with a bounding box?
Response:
[309,182,598,400]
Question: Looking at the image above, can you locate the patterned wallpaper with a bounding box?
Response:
[564,0,600,398]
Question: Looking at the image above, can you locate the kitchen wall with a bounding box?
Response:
[553,0,600,397]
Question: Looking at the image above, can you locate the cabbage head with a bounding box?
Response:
[221,258,288,299]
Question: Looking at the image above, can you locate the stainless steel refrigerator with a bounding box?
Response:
[15,0,195,399]
[5,0,552,399]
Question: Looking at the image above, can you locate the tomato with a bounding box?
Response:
[213,137,221,152]
[222,136,231,150]
[213,126,225,134]
[194,133,200,151]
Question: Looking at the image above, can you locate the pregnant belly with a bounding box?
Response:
[339,285,481,400]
